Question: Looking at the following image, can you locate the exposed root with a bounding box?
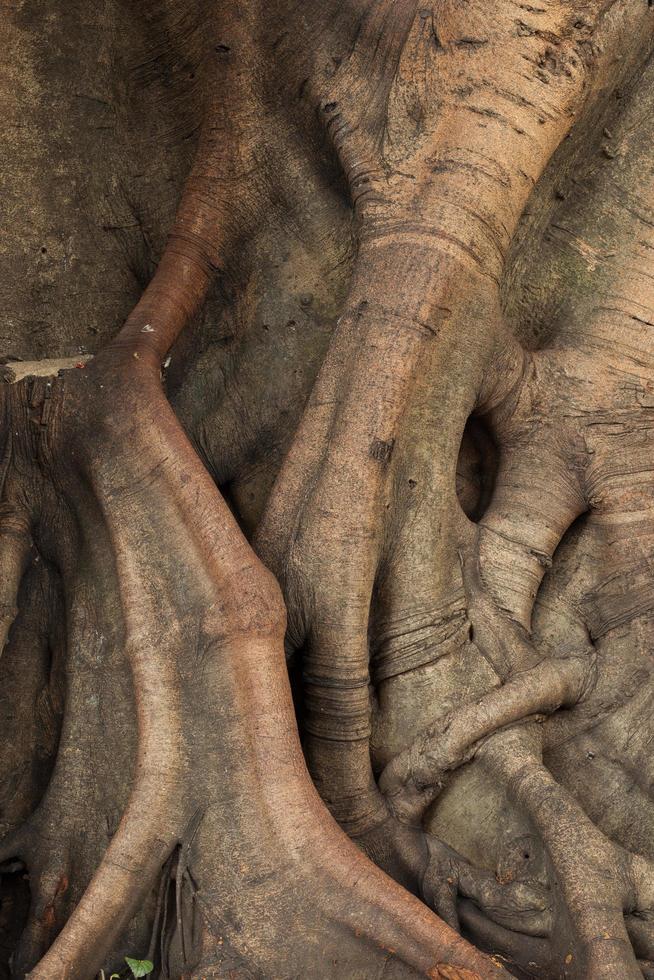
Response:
[481,726,654,979]
[459,900,555,978]
[0,356,506,980]
[379,650,593,824]
[5,2,654,978]
[421,837,552,938]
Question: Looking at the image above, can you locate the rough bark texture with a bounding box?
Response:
[2,2,654,979]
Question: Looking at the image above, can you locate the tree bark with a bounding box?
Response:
[2,2,654,979]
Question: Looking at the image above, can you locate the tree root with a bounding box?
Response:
[480,726,654,978]
[0,357,507,980]
[421,837,551,939]
[5,2,654,978]
[379,651,593,825]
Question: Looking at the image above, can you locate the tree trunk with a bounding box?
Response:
[2,2,654,978]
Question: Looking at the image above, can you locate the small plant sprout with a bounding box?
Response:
[99,956,154,979]
[125,958,154,978]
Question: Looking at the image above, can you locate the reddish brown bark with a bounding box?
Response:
[2,2,654,979]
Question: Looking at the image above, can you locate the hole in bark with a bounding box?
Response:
[456,418,498,522]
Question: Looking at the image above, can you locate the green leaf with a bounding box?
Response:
[125,958,154,979]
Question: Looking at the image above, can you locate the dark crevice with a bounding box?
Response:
[456,417,499,522]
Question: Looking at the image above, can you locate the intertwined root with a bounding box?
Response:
[0,356,506,979]
[368,332,654,976]
[359,549,654,978]
[378,551,595,826]
[248,6,654,968]
[5,1,654,978]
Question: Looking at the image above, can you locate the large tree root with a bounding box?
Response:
[244,4,654,978]
[5,1,654,978]
[0,220,503,980]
